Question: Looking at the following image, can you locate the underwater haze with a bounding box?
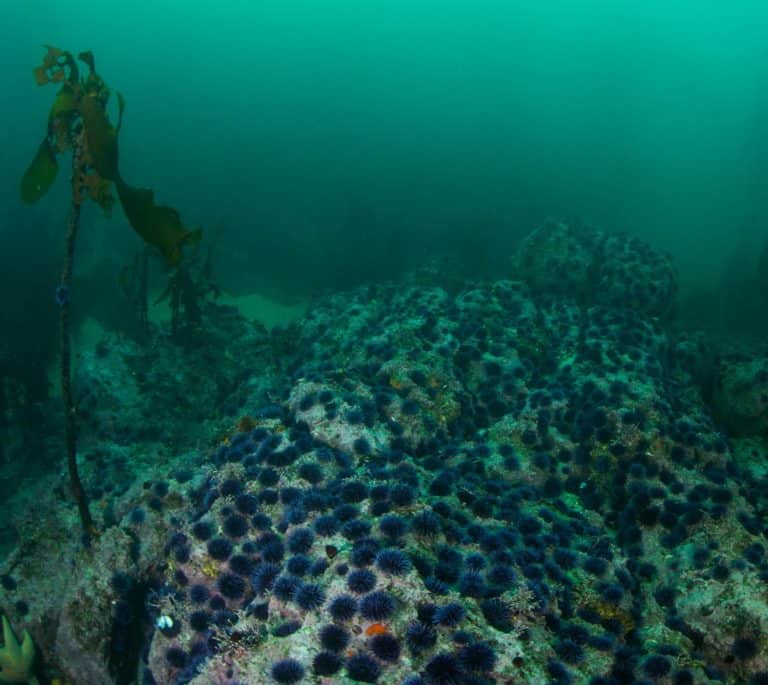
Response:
[3,1,768,300]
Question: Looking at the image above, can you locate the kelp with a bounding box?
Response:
[20,139,58,203]
[118,249,150,338]
[116,179,202,266]
[155,244,220,338]
[20,47,205,536]
[21,46,201,265]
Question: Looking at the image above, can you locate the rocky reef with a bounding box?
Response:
[2,223,768,685]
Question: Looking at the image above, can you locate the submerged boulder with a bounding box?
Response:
[514,220,677,317]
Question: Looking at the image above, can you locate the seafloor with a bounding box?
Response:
[2,221,768,685]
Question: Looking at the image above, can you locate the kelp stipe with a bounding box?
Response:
[21,46,203,535]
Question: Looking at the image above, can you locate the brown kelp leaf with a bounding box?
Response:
[78,92,119,180]
[35,45,78,86]
[20,138,58,203]
[75,169,113,212]
[42,45,63,63]
[48,85,77,124]
[26,45,201,265]
[33,66,48,85]
[116,178,202,266]
[33,45,62,84]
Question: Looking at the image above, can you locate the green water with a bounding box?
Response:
[2,1,768,340]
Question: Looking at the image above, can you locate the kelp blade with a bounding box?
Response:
[21,139,58,203]
[116,178,202,266]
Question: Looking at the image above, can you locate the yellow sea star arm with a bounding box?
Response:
[0,615,37,685]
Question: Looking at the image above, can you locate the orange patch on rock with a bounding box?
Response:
[365,623,389,636]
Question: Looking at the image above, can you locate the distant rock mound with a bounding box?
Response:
[514,220,677,317]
